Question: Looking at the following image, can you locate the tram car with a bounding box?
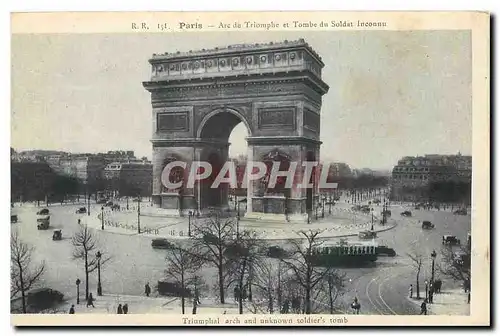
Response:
[310,240,378,267]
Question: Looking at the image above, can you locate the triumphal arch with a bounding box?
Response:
[143,39,329,222]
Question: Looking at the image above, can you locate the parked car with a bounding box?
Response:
[382,210,392,217]
[157,280,192,297]
[11,215,18,223]
[422,221,435,229]
[52,229,62,241]
[26,288,64,311]
[401,210,412,217]
[442,235,461,245]
[454,208,468,215]
[376,245,396,257]
[75,207,87,214]
[151,238,175,249]
[36,208,49,216]
[37,216,50,230]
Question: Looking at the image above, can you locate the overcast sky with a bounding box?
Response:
[11,30,472,170]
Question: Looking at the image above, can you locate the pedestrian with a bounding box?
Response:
[87,293,95,308]
[145,282,151,297]
[123,303,128,314]
[409,284,413,298]
[420,299,428,315]
[351,297,361,314]
[117,304,123,314]
[69,305,75,314]
[467,292,470,304]
[428,289,434,304]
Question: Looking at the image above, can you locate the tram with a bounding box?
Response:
[310,240,378,267]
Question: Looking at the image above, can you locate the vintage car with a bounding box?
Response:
[442,235,461,245]
[26,288,64,311]
[52,229,62,241]
[36,208,50,216]
[75,207,87,214]
[151,238,175,250]
[105,201,114,207]
[453,208,468,215]
[96,198,107,204]
[422,221,435,229]
[264,245,290,259]
[157,280,192,297]
[372,199,381,204]
[376,245,396,257]
[358,230,377,240]
[401,210,412,217]
[37,216,50,230]
[11,215,18,223]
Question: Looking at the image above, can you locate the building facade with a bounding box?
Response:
[390,153,472,202]
[103,160,153,196]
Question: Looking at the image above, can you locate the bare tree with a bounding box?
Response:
[226,230,262,314]
[11,231,45,313]
[280,229,334,314]
[72,224,111,300]
[438,245,471,283]
[164,244,203,314]
[191,212,236,304]
[251,258,288,314]
[407,250,424,299]
[316,269,347,314]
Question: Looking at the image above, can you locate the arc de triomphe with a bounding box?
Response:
[143,39,329,222]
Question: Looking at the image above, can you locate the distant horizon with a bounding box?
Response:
[11,146,471,171]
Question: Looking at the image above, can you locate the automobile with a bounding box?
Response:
[132,197,141,202]
[111,204,120,210]
[373,199,381,204]
[376,245,396,257]
[157,280,192,297]
[442,235,461,245]
[265,245,290,259]
[11,215,18,223]
[96,198,107,204]
[52,229,62,241]
[401,210,412,217]
[382,210,392,217]
[37,216,50,230]
[26,288,64,311]
[151,238,175,249]
[75,207,87,214]
[358,230,377,240]
[36,208,49,216]
[453,208,468,215]
[422,221,435,229]
[105,201,114,207]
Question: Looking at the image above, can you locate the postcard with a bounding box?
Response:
[10,11,490,326]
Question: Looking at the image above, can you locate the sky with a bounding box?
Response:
[11,31,472,170]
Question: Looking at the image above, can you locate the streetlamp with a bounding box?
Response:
[188,210,192,237]
[96,251,102,296]
[425,280,429,300]
[431,250,437,284]
[101,206,104,230]
[370,208,374,231]
[126,196,129,210]
[137,196,141,234]
[321,197,325,218]
[87,193,91,216]
[236,203,240,239]
[75,278,81,304]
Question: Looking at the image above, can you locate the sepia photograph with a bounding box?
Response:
[9,11,490,326]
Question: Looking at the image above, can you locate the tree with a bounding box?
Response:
[72,224,111,300]
[438,245,471,283]
[251,259,288,314]
[226,230,262,314]
[11,231,45,313]
[164,244,203,314]
[407,250,424,299]
[319,268,347,314]
[280,229,336,314]
[191,212,236,304]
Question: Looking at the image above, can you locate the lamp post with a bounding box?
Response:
[425,280,428,300]
[96,251,102,296]
[137,197,141,234]
[87,193,91,216]
[236,202,240,239]
[431,250,437,284]
[126,196,129,210]
[321,196,325,218]
[370,208,374,231]
[188,210,192,237]
[101,206,104,230]
[76,278,81,304]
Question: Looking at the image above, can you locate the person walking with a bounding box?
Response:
[87,293,95,308]
[409,284,413,299]
[123,304,128,314]
[117,304,123,314]
[145,283,151,297]
[420,299,428,315]
[69,305,75,314]
[351,297,361,314]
